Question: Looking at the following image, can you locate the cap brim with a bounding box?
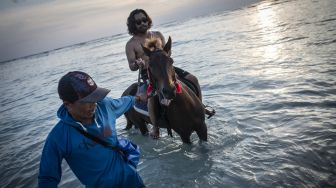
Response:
[78,87,110,103]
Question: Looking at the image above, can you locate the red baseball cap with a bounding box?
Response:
[58,71,110,103]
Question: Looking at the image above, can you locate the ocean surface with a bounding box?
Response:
[1,0,336,187]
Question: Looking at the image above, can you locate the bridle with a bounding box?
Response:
[145,50,182,99]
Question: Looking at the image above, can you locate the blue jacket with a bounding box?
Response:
[38,96,144,188]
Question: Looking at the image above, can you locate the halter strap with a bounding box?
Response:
[146,68,182,97]
[175,81,182,94]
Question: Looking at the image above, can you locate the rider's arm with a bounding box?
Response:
[38,130,64,188]
[125,41,140,71]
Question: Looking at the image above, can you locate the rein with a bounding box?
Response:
[137,67,142,87]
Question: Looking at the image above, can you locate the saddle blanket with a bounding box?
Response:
[133,101,149,116]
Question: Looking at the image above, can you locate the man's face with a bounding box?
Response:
[65,101,97,124]
[134,12,149,34]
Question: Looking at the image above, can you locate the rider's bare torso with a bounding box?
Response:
[126,31,165,71]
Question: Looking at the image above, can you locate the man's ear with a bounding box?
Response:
[63,101,72,110]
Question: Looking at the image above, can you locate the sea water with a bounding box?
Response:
[0,0,335,187]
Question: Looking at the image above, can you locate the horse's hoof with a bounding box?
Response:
[149,133,160,139]
[205,107,215,119]
[149,129,160,139]
[142,132,149,136]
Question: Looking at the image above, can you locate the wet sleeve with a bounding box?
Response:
[109,96,135,118]
[38,133,64,188]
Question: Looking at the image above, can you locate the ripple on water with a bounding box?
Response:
[1,0,336,187]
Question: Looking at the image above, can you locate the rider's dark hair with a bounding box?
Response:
[127,9,153,35]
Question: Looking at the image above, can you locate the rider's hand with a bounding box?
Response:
[135,58,145,69]
[135,94,147,103]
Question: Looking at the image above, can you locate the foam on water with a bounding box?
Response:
[1,0,335,187]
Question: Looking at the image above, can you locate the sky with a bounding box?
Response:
[0,0,257,63]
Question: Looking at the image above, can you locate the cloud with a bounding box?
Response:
[0,0,258,62]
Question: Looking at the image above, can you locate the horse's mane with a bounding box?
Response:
[144,38,162,52]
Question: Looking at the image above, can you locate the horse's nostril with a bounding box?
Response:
[162,86,176,99]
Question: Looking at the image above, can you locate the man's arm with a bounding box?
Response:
[125,40,140,71]
[38,133,64,188]
[107,95,146,118]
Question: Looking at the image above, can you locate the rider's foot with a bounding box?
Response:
[205,106,216,119]
[149,126,160,139]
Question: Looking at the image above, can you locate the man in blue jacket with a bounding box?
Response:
[38,71,145,188]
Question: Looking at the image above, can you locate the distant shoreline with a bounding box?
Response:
[0,0,258,64]
[0,33,128,64]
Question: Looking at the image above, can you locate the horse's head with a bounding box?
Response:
[143,37,177,104]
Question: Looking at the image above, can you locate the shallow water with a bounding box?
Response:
[1,0,336,187]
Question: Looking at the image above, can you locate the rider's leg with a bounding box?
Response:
[184,73,215,118]
[148,96,160,139]
[174,66,215,118]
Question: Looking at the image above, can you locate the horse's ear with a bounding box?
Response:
[142,44,151,57]
[163,36,172,54]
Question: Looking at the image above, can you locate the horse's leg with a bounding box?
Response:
[124,112,149,135]
[179,74,215,118]
[129,110,149,135]
[124,113,133,130]
[180,135,192,144]
[134,120,149,136]
[173,128,192,144]
[195,123,208,142]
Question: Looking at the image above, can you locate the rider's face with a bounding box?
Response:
[134,13,149,34]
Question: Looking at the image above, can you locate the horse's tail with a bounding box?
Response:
[204,105,216,119]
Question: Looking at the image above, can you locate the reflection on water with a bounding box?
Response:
[256,2,282,61]
[0,0,336,187]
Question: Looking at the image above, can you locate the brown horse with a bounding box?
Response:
[122,37,207,143]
